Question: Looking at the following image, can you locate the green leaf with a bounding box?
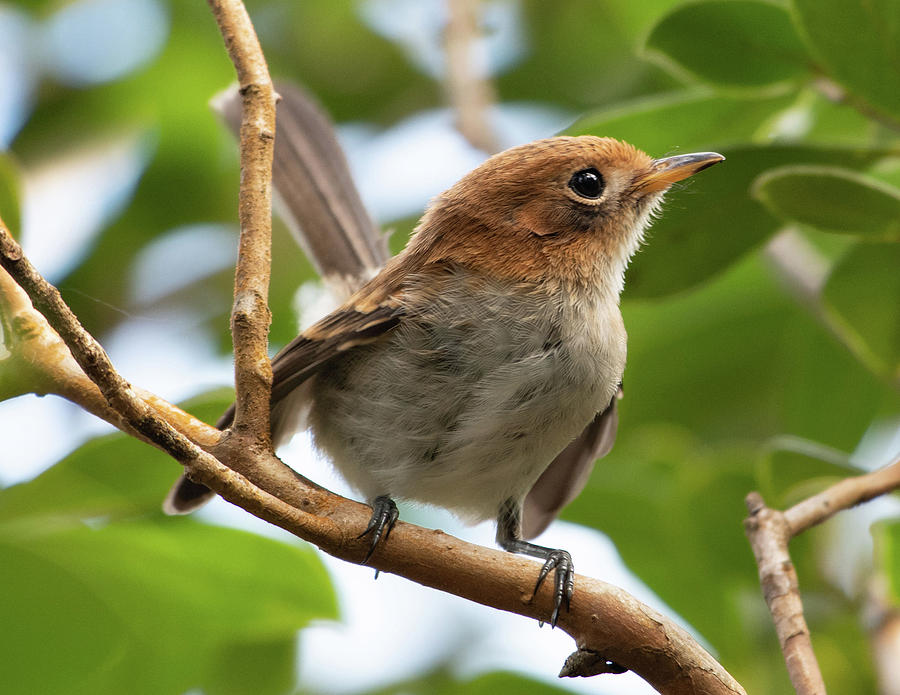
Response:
[644,0,809,89]
[752,165,900,237]
[0,151,21,238]
[0,518,335,695]
[0,388,233,523]
[824,243,900,377]
[791,0,900,122]
[496,0,679,113]
[621,253,891,450]
[567,89,795,152]
[625,144,889,297]
[877,519,900,605]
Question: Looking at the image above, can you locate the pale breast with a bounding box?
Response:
[308,269,626,521]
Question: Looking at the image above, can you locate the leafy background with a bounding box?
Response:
[1,0,899,693]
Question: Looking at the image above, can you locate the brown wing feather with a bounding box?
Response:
[270,301,403,405]
[521,386,622,539]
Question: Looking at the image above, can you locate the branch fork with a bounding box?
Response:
[0,1,749,693]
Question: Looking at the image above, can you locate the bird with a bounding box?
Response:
[165,85,723,626]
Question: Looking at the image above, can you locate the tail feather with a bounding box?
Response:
[215,81,389,286]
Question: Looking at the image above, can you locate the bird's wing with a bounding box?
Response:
[271,298,404,404]
[216,286,406,432]
[520,385,622,539]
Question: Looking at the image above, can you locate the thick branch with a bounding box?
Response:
[0,217,745,694]
[207,0,277,439]
[185,442,746,695]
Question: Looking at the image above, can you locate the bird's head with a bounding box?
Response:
[412,136,723,293]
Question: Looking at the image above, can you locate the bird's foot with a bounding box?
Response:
[357,495,399,566]
[497,534,574,628]
[534,548,574,628]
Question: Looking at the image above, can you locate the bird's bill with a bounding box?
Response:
[635,152,725,193]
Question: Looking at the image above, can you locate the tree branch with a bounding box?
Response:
[444,0,500,154]
[812,76,900,135]
[745,455,900,694]
[207,0,277,440]
[0,214,746,695]
[0,2,750,690]
[785,457,900,535]
[744,493,826,695]
[0,223,221,469]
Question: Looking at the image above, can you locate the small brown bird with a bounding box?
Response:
[166,91,723,625]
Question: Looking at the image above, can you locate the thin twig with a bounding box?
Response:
[207,0,277,440]
[444,0,500,153]
[785,457,900,535]
[745,456,900,694]
[813,77,900,135]
[744,493,826,695]
[0,222,219,469]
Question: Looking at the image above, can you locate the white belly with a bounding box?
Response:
[308,277,626,522]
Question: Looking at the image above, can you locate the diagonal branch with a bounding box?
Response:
[0,222,220,469]
[745,455,900,695]
[207,0,277,440]
[785,457,900,535]
[0,2,750,691]
[0,230,745,693]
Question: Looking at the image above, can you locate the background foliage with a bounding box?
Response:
[1,1,899,694]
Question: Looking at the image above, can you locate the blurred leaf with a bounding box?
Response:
[248,0,440,125]
[0,151,22,238]
[755,446,859,510]
[497,0,678,110]
[364,668,572,695]
[568,89,794,152]
[0,388,232,522]
[753,165,900,237]
[644,0,809,89]
[622,254,893,450]
[791,0,900,122]
[876,519,900,605]
[626,144,889,297]
[14,2,239,340]
[208,637,296,695]
[0,518,335,695]
[824,243,900,377]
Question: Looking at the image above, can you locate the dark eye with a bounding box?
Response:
[568,168,604,199]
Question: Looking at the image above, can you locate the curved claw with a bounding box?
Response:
[357,495,399,565]
[534,550,574,628]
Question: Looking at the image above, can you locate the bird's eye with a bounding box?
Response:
[568,168,604,199]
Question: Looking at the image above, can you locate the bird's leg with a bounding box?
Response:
[496,499,574,627]
[358,495,399,565]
